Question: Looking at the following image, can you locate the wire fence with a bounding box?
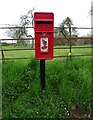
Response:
[0,26,93,61]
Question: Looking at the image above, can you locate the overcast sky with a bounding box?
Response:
[0,0,92,38]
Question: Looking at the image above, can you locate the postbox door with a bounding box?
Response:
[34,12,54,60]
[35,33,53,60]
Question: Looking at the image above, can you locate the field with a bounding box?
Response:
[1,45,92,118]
[1,44,91,59]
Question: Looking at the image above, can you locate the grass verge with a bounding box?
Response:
[2,57,92,118]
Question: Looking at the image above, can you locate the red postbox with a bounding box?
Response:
[34,12,54,60]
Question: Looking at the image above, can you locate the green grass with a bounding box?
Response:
[1,44,91,59]
[2,57,92,118]
[0,61,2,119]
[2,46,34,59]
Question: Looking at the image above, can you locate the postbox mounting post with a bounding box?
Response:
[40,60,45,90]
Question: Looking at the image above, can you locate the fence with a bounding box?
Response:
[0,26,93,61]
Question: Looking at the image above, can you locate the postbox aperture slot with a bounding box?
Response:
[36,21,53,24]
[35,21,53,32]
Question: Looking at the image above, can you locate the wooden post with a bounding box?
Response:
[69,26,72,60]
[0,48,5,63]
[40,60,45,90]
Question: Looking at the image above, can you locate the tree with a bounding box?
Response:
[55,17,78,55]
[20,8,35,27]
[91,2,93,36]
[55,17,78,37]
[5,8,35,46]
[91,7,93,15]
[89,1,93,15]
[5,26,28,46]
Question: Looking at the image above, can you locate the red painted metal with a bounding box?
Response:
[34,12,54,60]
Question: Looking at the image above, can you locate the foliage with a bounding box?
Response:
[5,8,35,46]
[89,1,93,15]
[55,17,78,46]
[20,8,35,27]
[55,17,78,37]
[2,42,10,46]
[2,57,92,118]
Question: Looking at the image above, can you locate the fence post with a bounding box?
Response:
[0,48,5,63]
[69,26,72,60]
[32,37,34,48]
